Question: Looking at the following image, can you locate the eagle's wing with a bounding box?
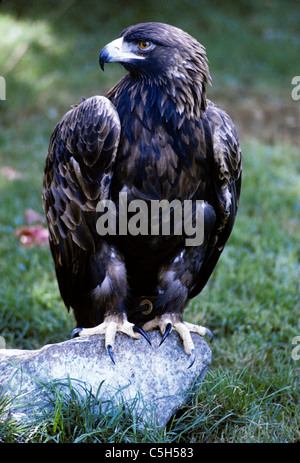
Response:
[141,101,241,365]
[42,96,121,312]
[189,101,242,298]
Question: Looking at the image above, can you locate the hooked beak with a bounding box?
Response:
[99,37,145,71]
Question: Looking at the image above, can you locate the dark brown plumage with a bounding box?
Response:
[43,22,242,365]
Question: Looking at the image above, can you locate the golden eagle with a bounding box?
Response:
[43,22,242,367]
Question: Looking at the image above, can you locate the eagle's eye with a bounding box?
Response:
[139,41,151,50]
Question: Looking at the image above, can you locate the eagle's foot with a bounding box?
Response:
[142,314,213,369]
[71,314,150,364]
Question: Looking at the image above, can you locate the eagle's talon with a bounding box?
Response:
[206,327,214,343]
[133,325,152,345]
[71,327,83,339]
[71,315,141,365]
[188,349,196,369]
[107,344,115,365]
[159,322,173,346]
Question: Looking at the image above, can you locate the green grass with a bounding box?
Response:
[0,0,299,443]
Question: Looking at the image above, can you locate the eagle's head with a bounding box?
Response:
[100,22,211,113]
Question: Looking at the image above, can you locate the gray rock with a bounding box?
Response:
[0,330,211,427]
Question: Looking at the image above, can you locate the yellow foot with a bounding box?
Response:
[142,314,213,368]
[71,314,150,364]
